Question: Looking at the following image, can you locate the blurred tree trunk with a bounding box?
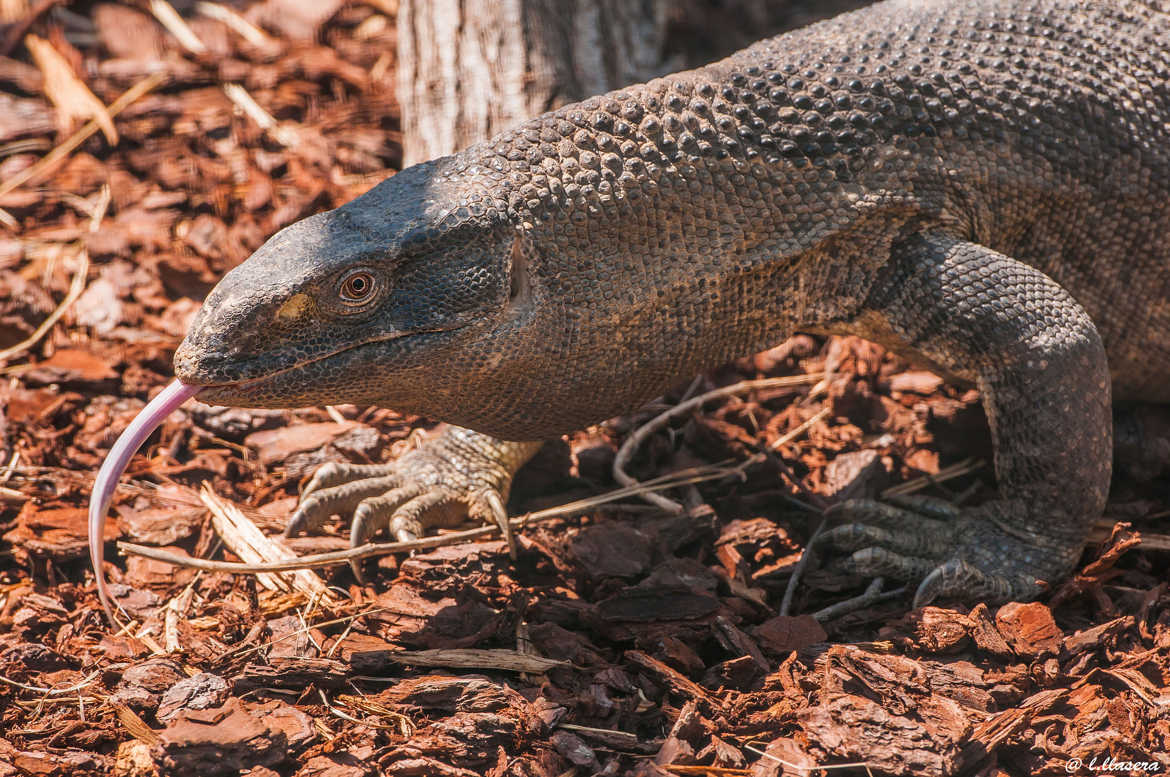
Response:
[396,0,670,165]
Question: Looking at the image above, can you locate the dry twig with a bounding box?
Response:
[881,457,985,498]
[613,374,824,513]
[0,249,88,364]
[0,72,167,199]
[119,462,744,574]
[382,648,567,673]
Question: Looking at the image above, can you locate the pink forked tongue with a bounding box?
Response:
[89,379,200,624]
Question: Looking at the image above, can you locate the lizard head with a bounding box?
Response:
[173,157,533,421]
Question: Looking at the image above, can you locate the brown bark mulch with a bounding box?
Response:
[0,2,1167,776]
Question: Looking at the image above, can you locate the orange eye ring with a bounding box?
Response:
[339,270,376,305]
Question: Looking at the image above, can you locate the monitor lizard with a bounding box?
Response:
[171,0,1170,606]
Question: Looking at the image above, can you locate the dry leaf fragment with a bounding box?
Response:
[25,34,118,144]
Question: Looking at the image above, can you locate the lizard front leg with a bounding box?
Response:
[284,425,541,577]
[821,233,1112,605]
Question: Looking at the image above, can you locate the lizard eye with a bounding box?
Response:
[338,270,377,306]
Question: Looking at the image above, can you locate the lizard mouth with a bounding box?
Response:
[177,327,460,405]
[182,343,360,391]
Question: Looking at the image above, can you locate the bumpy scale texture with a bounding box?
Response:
[175,0,1170,603]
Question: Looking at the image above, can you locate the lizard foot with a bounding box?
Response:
[818,495,1078,606]
[283,426,540,581]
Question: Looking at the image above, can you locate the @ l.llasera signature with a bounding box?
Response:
[1065,756,1164,773]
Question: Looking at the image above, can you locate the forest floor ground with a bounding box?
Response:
[0,2,1167,775]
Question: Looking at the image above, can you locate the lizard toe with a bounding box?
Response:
[384,490,464,544]
[913,558,1041,608]
[884,494,963,522]
[349,484,430,579]
[301,462,401,500]
[836,545,940,583]
[819,522,949,559]
[349,485,429,545]
[468,489,515,559]
[822,499,956,558]
[818,498,1070,605]
[824,498,956,534]
[285,472,404,536]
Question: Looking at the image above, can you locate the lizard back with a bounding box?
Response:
[430,0,1170,435]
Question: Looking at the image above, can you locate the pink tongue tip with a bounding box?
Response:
[88,379,200,624]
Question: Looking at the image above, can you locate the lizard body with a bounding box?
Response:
[174,0,1170,603]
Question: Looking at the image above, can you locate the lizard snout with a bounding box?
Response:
[173,282,283,387]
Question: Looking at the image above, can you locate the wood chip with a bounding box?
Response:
[200,483,335,606]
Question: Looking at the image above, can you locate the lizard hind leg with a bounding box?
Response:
[815,233,1112,606]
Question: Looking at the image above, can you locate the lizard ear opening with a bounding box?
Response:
[508,235,533,309]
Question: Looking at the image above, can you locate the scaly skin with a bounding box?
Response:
[174,0,1170,604]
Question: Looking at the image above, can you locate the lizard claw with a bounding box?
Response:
[348,483,463,581]
[912,559,1030,608]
